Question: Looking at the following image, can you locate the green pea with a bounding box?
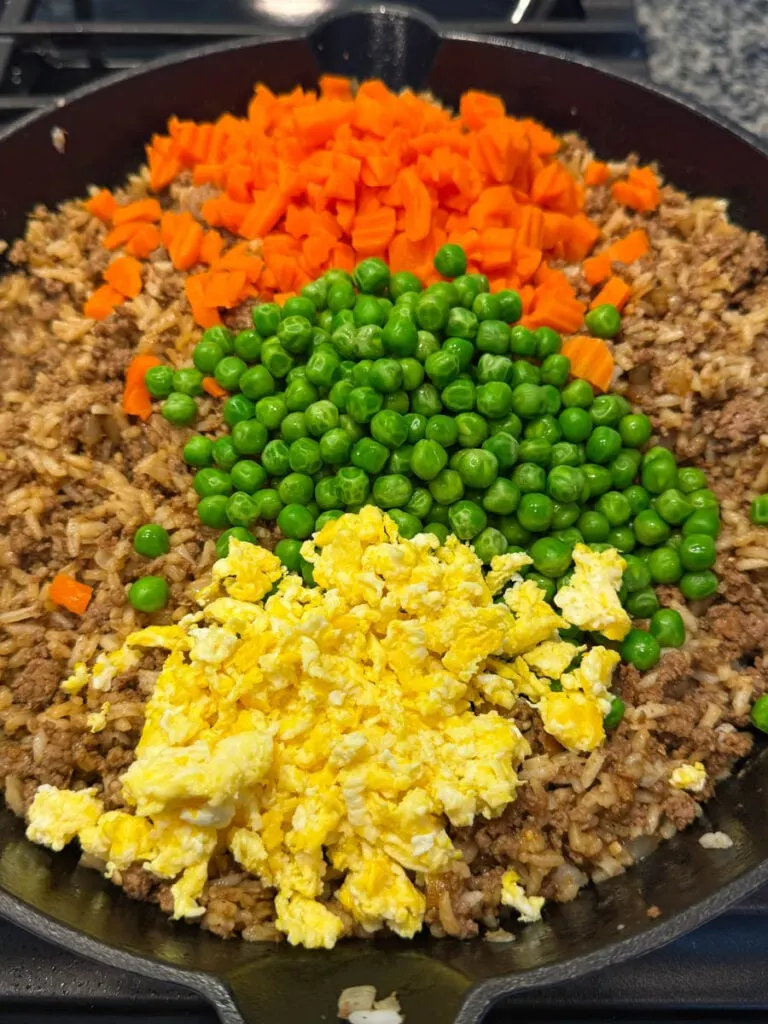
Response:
[383,390,409,414]
[594,490,632,526]
[556,407,590,444]
[196,494,230,529]
[471,292,501,322]
[423,349,460,390]
[491,412,522,439]
[431,242,465,278]
[226,491,258,529]
[470,526,506,564]
[279,296,315,323]
[220,395,252,429]
[276,472,313,507]
[302,400,337,438]
[517,492,553,533]
[326,380,352,413]
[681,508,721,538]
[424,414,456,447]
[260,339,294,379]
[344,386,381,425]
[475,320,510,356]
[443,306,477,342]
[608,526,636,552]
[271,538,301,573]
[454,449,497,489]
[416,291,450,332]
[352,294,386,329]
[525,415,561,446]
[259,439,289,477]
[494,515,530,547]
[652,488,692,526]
[517,439,551,467]
[409,383,442,418]
[617,413,651,448]
[407,439,446,482]
[648,546,682,584]
[679,570,718,600]
[677,467,708,494]
[634,509,671,546]
[192,339,224,375]
[455,412,489,449]
[372,474,413,509]
[641,450,678,494]
[471,381,510,420]
[623,554,651,593]
[353,257,390,295]
[552,527,583,553]
[534,326,562,359]
[585,303,622,339]
[386,509,421,540]
[304,348,339,390]
[578,510,610,543]
[688,488,719,511]
[128,576,169,614]
[313,476,341,511]
[192,466,231,499]
[494,289,521,323]
[477,477,518,516]
[512,463,546,494]
[509,382,544,420]
[561,378,594,408]
[287,437,321,475]
[273,502,313,540]
[474,354,510,386]
[751,695,768,733]
[230,460,266,495]
[389,270,423,300]
[624,484,651,515]
[201,325,235,356]
[395,359,422,394]
[355,325,387,361]
[216,526,256,559]
[530,537,572,578]
[315,510,345,531]
[348,438,386,476]
[403,486,433,521]
[610,449,642,489]
[548,442,582,468]
[442,378,476,413]
[144,365,174,399]
[447,500,486,541]
[544,465,582,504]
[582,464,613,497]
[326,280,356,314]
[588,395,623,427]
[551,500,580,529]
[428,503,451,527]
[230,329,261,364]
[368,410,406,450]
[211,356,244,392]
[414,330,440,364]
[403,412,427,444]
[133,523,170,559]
[537,355,568,389]
[528,573,556,602]
[625,586,659,619]
[585,426,622,464]
[231,419,267,456]
[252,303,281,337]
[678,533,716,571]
[482,432,519,471]
[336,466,371,506]
[161,392,197,426]
[429,469,464,506]
[507,325,536,358]
[604,696,625,730]
[649,608,685,649]
[621,628,660,670]
[183,435,213,468]
[211,436,238,472]
[314,427,349,466]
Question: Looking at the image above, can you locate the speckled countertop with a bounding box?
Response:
[636,0,768,136]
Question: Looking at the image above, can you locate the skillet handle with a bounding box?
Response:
[224,946,476,1024]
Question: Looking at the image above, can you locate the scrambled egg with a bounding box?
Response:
[27,507,628,948]
[670,762,707,793]
[500,868,545,923]
[555,544,631,642]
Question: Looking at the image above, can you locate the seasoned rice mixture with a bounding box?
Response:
[1,134,767,942]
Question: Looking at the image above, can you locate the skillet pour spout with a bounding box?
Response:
[2,7,768,1023]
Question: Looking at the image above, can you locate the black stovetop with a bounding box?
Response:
[4,2,764,1021]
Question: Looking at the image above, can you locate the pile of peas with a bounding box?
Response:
[138,243,723,684]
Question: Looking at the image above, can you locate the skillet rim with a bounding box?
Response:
[2,9,768,1022]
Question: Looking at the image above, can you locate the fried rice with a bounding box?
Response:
[1,136,767,942]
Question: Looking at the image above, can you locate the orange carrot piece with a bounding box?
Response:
[103,222,142,251]
[200,230,225,265]
[584,161,610,186]
[123,353,161,420]
[606,228,649,265]
[319,74,353,100]
[185,274,221,329]
[147,145,181,191]
[399,168,432,242]
[591,275,631,311]
[202,376,228,398]
[168,219,204,271]
[85,188,117,223]
[583,253,612,286]
[351,206,397,255]
[238,188,289,240]
[112,198,162,226]
[561,335,615,392]
[104,255,142,299]
[611,166,660,212]
[124,224,161,259]
[204,270,247,309]
[459,90,506,131]
[50,574,93,615]
[84,284,124,320]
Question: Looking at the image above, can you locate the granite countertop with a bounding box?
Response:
[636,0,768,136]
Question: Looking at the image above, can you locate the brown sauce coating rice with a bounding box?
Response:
[1,136,767,942]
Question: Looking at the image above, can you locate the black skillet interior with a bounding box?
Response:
[2,8,768,1024]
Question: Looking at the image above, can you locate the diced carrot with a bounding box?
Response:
[124,224,161,259]
[112,198,162,226]
[459,90,506,131]
[185,274,221,329]
[584,160,610,186]
[147,145,181,191]
[104,255,142,299]
[84,284,124,320]
[398,167,432,242]
[611,166,660,212]
[168,219,204,271]
[351,206,397,255]
[583,253,612,286]
[123,353,161,420]
[204,270,248,309]
[200,230,225,265]
[591,275,631,311]
[85,188,117,223]
[238,188,289,240]
[561,335,615,392]
[524,294,585,334]
[202,376,228,398]
[319,74,353,100]
[50,574,93,615]
[606,228,649,265]
[103,222,142,251]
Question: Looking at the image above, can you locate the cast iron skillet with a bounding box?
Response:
[2,7,768,1023]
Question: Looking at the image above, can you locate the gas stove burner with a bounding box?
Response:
[0,0,645,125]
